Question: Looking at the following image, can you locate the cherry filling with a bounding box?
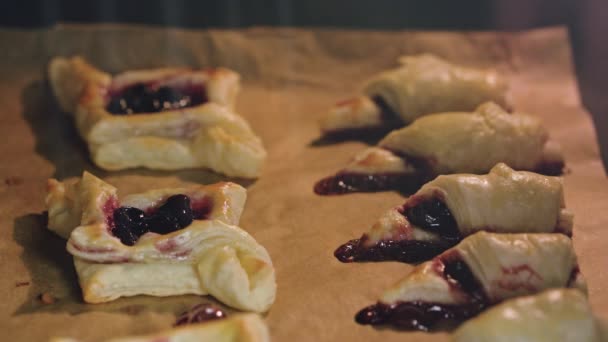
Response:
[404,199,461,241]
[355,257,487,330]
[334,238,450,264]
[314,172,423,195]
[174,303,227,326]
[111,194,212,246]
[106,82,207,115]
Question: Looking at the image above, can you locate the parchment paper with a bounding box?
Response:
[1,25,606,341]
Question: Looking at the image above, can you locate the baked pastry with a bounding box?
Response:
[319,54,508,138]
[50,313,269,342]
[335,163,573,263]
[452,289,603,342]
[48,56,266,178]
[355,231,585,331]
[46,172,246,240]
[315,102,565,195]
[46,172,276,312]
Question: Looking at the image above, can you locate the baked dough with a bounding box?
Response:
[315,102,565,195]
[320,54,508,135]
[48,56,266,178]
[356,232,586,329]
[335,163,573,263]
[452,289,603,342]
[46,173,276,312]
[50,313,269,342]
[46,171,246,239]
[381,232,585,305]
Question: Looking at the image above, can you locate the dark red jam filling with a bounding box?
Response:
[356,257,487,330]
[321,96,403,141]
[314,172,423,195]
[372,96,403,126]
[174,303,227,326]
[535,160,565,176]
[355,301,485,331]
[334,199,460,263]
[111,194,212,246]
[106,82,207,115]
[334,238,451,264]
[403,199,460,242]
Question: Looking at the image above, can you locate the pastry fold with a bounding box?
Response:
[320,54,508,136]
[48,56,266,178]
[46,173,276,312]
[356,232,585,330]
[46,172,246,239]
[335,163,573,263]
[50,313,269,342]
[452,289,603,342]
[315,102,564,195]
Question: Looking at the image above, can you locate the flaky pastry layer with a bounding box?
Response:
[380,232,585,305]
[452,289,602,342]
[48,56,265,177]
[320,54,508,134]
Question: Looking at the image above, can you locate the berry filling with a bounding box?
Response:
[334,238,450,264]
[314,172,423,195]
[111,194,212,246]
[356,256,487,330]
[106,82,207,115]
[334,199,460,263]
[404,199,460,241]
[174,303,227,326]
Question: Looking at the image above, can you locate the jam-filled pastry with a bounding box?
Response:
[50,313,270,342]
[335,163,573,263]
[46,172,246,240]
[315,102,565,195]
[452,289,603,342]
[45,172,276,312]
[319,54,508,138]
[355,231,586,331]
[48,56,266,178]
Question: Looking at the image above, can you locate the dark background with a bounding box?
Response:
[1,0,607,170]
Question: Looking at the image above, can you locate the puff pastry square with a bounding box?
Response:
[50,313,270,342]
[319,54,508,138]
[46,172,276,312]
[355,231,586,331]
[315,102,565,195]
[48,56,266,178]
[452,289,603,342]
[335,163,573,263]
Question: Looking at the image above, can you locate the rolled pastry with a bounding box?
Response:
[452,289,603,342]
[48,56,266,178]
[315,102,564,195]
[46,172,276,312]
[335,163,573,263]
[355,231,586,331]
[320,54,508,137]
[50,313,269,342]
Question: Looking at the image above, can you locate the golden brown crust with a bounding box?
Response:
[47,56,265,177]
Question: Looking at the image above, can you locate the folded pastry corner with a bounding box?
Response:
[48,56,265,178]
[46,173,275,312]
[315,101,565,195]
[335,163,573,263]
[355,231,585,331]
[50,312,269,342]
[452,289,602,342]
[320,54,508,138]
